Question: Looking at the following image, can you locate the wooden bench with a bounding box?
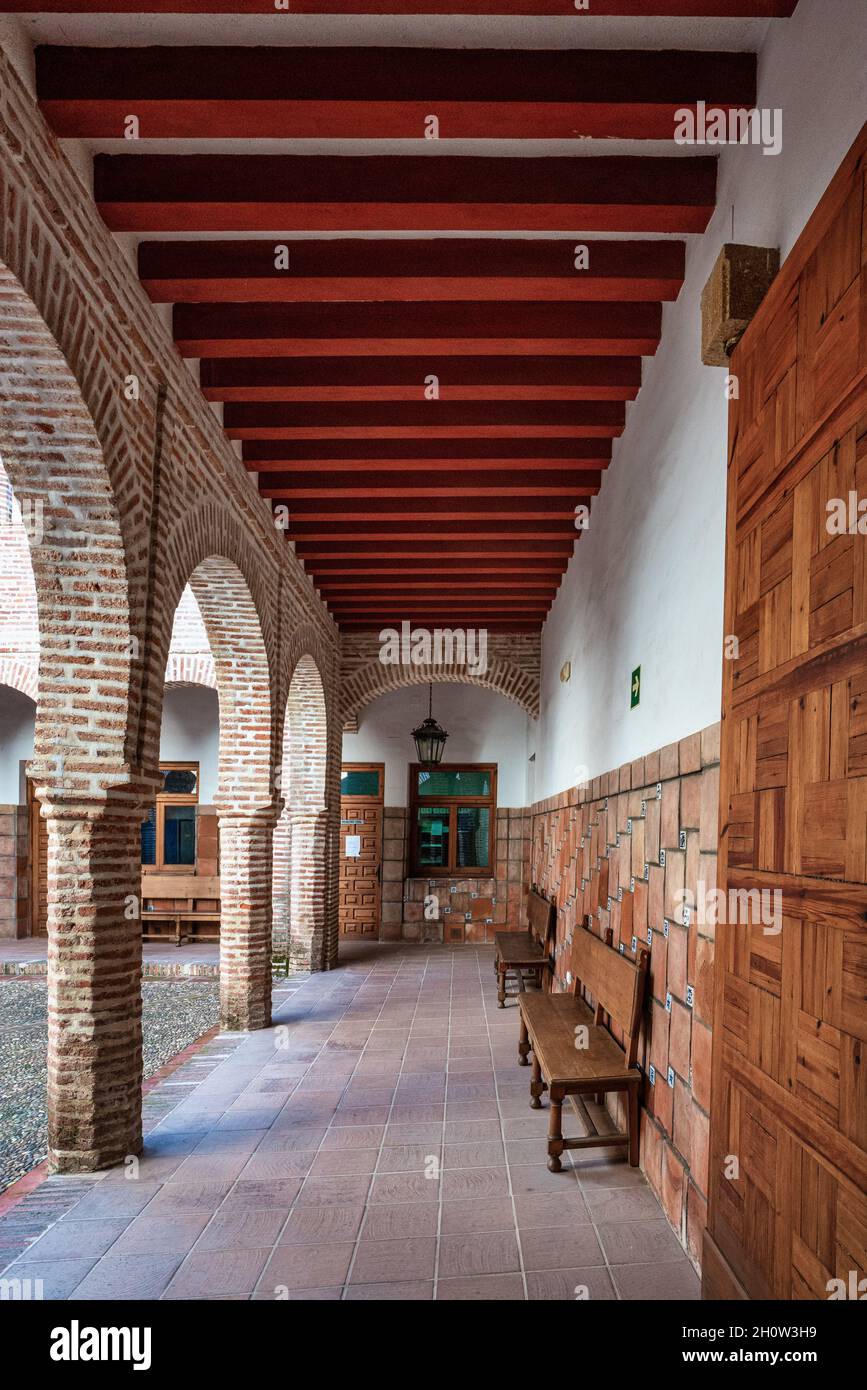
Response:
[517,924,648,1171]
[141,873,221,945]
[493,886,556,1008]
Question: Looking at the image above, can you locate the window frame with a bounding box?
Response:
[408,762,497,877]
[141,761,200,873]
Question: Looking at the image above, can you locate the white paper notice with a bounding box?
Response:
[345,835,361,858]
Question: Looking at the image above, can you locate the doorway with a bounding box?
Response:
[339,763,384,937]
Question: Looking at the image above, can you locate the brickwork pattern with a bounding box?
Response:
[381,806,531,943]
[339,631,541,725]
[530,724,721,1271]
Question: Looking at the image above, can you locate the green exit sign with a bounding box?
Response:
[630,666,641,709]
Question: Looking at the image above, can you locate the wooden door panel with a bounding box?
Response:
[339,764,384,937]
[706,126,867,1301]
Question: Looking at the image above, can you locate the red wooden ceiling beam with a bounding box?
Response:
[176,301,662,357]
[317,580,560,592]
[224,400,624,434]
[311,558,569,569]
[297,541,573,558]
[200,355,643,402]
[95,155,717,234]
[7,3,801,17]
[141,238,685,305]
[337,622,542,633]
[266,499,586,518]
[245,439,611,464]
[39,46,754,141]
[260,471,601,496]
[287,522,577,540]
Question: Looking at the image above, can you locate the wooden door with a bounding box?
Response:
[705,126,867,1300]
[339,763,384,937]
[27,778,47,936]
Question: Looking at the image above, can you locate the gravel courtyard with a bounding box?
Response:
[0,979,220,1194]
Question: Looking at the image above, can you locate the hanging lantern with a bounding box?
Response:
[411,683,448,766]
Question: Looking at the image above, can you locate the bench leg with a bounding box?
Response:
[530,1053,544,1109]
[627,1082,640,1167]
[546,1085,565,1172]
[518,1015,531,1066]
[497,963,507,1008]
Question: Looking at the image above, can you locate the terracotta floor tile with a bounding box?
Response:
[436,1273,525,1300]
[110,1214,210,1256]
[440,1198,515,1235]
[194,1208,288,1252]
[0,1258,97,1300]
[526,1267,617,1301]
[611,1260,701,1300]
[73,1254,183,1301]
[368,1173,441,1205]
[583,1187,665,1223]
[164,1247,269,1297]
[438,1231,521,1278]
[443,1141,506,1170]
[596,1218,687,1265]
[344,1281,433,1301]
[441,1166,510,1201]
[349,1236,437,1283]
[508,1164,582,1197]
[360,1203,440,1241]
[295,1174,372,1207]
[513,1193,590,1228]
[17,1219,129,1262]
[238,1151,317,1182]
[278,1206,365,1246]
[262,1242,356,1294]
[220,1180,301,1212]
[519,1225,604,1271]
[309,1150,379,1178]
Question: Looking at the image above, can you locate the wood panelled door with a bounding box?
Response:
[339,763,384,937]
[705,124,867,1300]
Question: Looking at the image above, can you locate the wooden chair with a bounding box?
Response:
[493,886,556,1008]
[141,873,221,945]
[517,924,648,1171]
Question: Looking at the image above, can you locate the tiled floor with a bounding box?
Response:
[0,943,700,1300]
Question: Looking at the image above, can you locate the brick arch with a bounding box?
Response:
[164,654,217,690]
[340,658,541,728]
[187,557,273,810]
[0,261,135,785]
[0,657,38,703]
[273,643,331,970]
[147,503,278,806]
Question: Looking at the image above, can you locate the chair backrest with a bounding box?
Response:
[570,925,648,1067]
[527,887,556,952]
[142,873,221,902]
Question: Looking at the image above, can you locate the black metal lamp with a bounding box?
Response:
[411,683,448,766]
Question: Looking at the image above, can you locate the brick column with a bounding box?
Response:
[39,782,144,1173]
[218,803,279,1031]
[289,807,328,971]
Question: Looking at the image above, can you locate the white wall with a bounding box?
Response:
[160,686,220,804]
[342,683,532,807]
[536,0,867,801]
[0,684,35,804]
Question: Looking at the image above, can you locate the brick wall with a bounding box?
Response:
[530,724,720,1272]
[340,631,541,727]
[381,805,531,942]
